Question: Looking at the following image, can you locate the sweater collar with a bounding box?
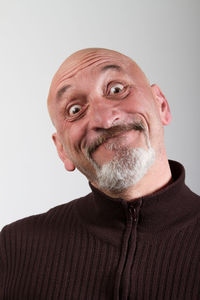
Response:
[76,160,197,245]
[89,160,185,201]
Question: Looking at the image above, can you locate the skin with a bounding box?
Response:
[47,48,172,201]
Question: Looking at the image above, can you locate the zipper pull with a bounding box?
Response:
[128,205,137,222]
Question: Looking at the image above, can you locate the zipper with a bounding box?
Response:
[115,201,141,300]
[128,205,137,223]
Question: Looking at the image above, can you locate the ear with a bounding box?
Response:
[151,84,172,125]
[52,133,75,172]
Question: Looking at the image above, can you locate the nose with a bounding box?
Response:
[88,100,122,130]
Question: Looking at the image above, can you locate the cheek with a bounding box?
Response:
[126,90,159,119]
[61,124,85,156]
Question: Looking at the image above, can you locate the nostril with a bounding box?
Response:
[112,116,120,126]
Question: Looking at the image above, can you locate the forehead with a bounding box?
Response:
[53,51,132,90]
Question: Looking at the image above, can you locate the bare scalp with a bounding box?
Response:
[47,47,149,127]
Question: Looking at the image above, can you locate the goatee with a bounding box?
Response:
[83,119,156,193]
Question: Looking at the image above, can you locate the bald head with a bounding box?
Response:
[53,48,136,78]
[47,48,149,126]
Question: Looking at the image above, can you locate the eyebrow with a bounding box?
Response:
[56,85,71,100]
[101,64,122,72]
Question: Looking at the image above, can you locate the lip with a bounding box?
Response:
[91,129,142,160]
[82,117,147,158]
[89,129,133,155]
[101,130,132,146]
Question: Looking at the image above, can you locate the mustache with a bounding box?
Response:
[86,121,145,157]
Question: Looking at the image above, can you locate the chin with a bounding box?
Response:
[94,146,156,193]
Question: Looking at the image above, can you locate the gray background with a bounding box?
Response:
[0,0,199,230]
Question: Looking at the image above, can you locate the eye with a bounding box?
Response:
[109,83,124,95]
[68,104,82,116]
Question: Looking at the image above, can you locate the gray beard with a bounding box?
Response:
[73,120,156,194]
[92,145,155,193]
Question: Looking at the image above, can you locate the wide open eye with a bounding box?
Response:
[109,83,124,95]
[68,104,82,116]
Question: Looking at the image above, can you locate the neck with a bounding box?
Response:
[92,156,172,201]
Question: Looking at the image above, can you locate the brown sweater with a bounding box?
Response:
[0,160,200,300]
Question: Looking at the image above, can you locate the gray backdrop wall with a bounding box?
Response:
[0,0,199,230]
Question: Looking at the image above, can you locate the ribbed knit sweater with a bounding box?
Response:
[0,160,200,300]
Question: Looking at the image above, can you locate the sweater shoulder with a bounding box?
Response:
[0,193,92,236]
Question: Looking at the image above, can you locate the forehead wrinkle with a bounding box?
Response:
[55,63,125,103]
[55,58,103,88]
[54,54,125,90]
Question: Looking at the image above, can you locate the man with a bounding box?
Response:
[0,48,200,299]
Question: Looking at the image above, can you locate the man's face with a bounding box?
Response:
[48,49,171,191]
